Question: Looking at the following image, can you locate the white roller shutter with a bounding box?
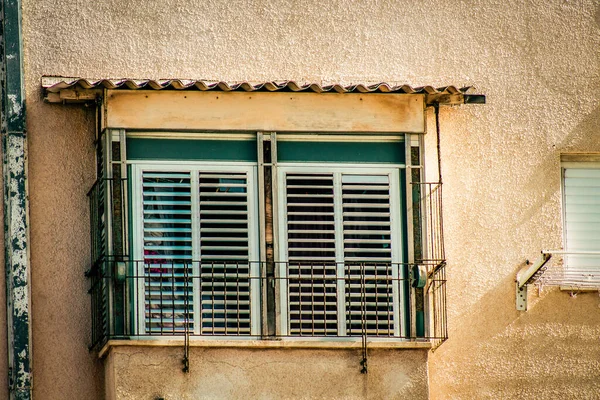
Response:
[563,168,600,268]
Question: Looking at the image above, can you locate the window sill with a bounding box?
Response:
[99,338,432,358]
[559,285,600,292]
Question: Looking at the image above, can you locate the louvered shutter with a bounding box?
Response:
[281,168,401,337]
[142,171,193,334]
[199,171,253,335]
[342,174,395,336]
[137,165,258,336]
[285,173,338,335]
[564,168,600,268]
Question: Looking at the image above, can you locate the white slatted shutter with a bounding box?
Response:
[564,168,600,268]
[136,165,258,336]
[199,171,253,335]
[280,167,401,337]
[142,171,194,334]
[342,174,395,336]
[285,173,338,335]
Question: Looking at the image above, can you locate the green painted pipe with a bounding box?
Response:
[1,0,32,398]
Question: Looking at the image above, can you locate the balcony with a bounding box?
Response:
[88,177,447,351]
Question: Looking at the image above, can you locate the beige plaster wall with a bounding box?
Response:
[17,0,600,398]
[419,2,600,399]
[106,346,428,400]
[25,101,104,399]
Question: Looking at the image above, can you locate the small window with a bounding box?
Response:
[561,157,600,269]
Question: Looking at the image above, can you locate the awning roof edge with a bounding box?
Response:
[41,76,485,106]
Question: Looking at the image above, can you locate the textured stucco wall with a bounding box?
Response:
[16,0,600,398]
[420,2,600,399]
[25,102,103,399]
[106,346,428,400]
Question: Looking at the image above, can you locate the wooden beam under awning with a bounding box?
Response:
[101,90,426,133]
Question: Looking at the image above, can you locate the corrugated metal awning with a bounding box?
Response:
[41,76,485,106]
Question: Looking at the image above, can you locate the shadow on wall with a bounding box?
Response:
[428,104,600,398]
[557,105,600,152]
[430,263,600,399]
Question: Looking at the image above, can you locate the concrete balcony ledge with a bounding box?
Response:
[99,338,432,358]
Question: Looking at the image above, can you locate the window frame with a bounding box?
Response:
[112,132,416,341]
[276,163,406,338]
[130,161,261,337]
[561,159,600,270]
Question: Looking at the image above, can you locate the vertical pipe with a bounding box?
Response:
[404,134,415,338]
[434,103,443,184]
[1,0,32,398]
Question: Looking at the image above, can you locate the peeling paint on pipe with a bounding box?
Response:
[1,0,32,398]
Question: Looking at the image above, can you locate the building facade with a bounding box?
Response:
[1,0,600,399]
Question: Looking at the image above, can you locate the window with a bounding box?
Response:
[516,156,600,298]
[121,135,410,339]
[561,157,600,269]
[84,90,449,349]
[277,166,404,337]
[131,163,260,335]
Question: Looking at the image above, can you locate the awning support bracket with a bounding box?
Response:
[516,253,552,311]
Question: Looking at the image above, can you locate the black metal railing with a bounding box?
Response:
[87,178,107,267]
[89,259,447,350]
[411,182,445,265]
[412,182,446,350]
[87,177,128,269]
[428,261,447,350]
